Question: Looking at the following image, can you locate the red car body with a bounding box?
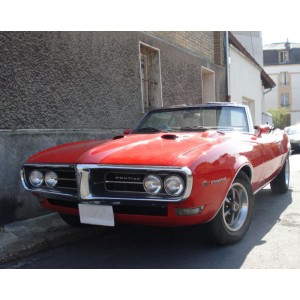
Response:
[21,103,290,244]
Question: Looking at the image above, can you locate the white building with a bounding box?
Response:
[263,42,300,126]
[228,32,275,125]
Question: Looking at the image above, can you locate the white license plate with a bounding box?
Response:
[79,204,115,226]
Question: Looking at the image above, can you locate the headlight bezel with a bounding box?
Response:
[164,175,185,196]
[143,174,163,195]
[29,170,44,188]
[45,171,59,188]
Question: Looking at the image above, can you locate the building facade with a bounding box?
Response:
[0,31,227,224]
[263,41,300,126]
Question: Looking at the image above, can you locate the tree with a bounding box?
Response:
[268,108,290,129]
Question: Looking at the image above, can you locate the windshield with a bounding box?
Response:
[133,106,249,133]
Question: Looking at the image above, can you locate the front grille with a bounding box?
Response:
[105,172,146,193]
[89,168,186,199]
[23,165,78,197]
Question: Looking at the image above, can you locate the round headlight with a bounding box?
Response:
[29,170,44,187]
[143,174,162,195]
[164,175,185,196]
[45,171,58,188]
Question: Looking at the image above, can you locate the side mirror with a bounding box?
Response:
[123,129,132,135]
[254,125,271,137]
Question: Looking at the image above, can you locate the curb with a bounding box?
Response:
[0,213,104,265]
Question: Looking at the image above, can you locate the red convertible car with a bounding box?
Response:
[21,103,290,245]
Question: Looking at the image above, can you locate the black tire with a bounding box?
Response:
[208,171,254,245]
[270,156,290,194]
[59,213,87,227]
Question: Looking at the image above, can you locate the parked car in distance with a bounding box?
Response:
[285,124,300,153]
[21,103,290,245]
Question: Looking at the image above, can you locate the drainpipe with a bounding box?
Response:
[225,31,231,102]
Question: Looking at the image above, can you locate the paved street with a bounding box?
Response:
[2,154,300,269]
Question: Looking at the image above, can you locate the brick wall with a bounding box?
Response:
[149,31,224,65]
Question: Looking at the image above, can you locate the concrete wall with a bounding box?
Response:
[0,129,122,225]
[0,31,226,224]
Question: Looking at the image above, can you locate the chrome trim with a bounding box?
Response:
[22,163,75,168]
[21,163,193,203]
[76,164,193,203]
[21,164,78,199]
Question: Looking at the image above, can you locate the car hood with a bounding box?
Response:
[27,131,227,166]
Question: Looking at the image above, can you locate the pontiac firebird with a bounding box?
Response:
[21,103,290,245]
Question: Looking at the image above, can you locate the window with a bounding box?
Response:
[280,93,289,107]
[279,51,289,64]
[139,43,162,112]
[280,72,289,86]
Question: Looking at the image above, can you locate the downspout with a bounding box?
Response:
[225,31,231,102]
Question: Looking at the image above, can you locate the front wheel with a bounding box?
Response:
[270,156,290,194]
[208,171,254,245]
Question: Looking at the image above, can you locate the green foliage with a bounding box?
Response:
[268,108,290,129]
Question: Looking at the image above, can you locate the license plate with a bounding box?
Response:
[79,204,115,226]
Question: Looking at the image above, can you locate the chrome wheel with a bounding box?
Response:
[209,171,253,245]
[223,182,249,232]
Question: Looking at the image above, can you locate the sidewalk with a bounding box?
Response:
[0,213,103,265]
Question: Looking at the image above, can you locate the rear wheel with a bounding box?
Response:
[270,156,290,194]
[208,171,253,245]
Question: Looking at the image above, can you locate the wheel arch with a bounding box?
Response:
[207,162,253,223]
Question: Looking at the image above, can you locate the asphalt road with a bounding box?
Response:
[2,154,300,269]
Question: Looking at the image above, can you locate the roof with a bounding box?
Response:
[228,32,276,89]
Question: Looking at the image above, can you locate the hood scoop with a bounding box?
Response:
[112,135,125,140]
[161,134,178,140]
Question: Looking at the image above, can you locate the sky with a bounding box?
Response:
[262,30,300,45]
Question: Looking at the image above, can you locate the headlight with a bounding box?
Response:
[143,174,162,195]
[164,175,185,196]
[45,171,58,188]
[29,170,44,187]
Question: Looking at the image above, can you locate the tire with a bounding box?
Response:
[270,156,290,194]
[208,171,254,245]
[59,213,87,227]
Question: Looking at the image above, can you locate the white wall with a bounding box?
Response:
[230,45,264,124]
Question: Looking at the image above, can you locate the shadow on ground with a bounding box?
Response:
[3,186,292,269]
